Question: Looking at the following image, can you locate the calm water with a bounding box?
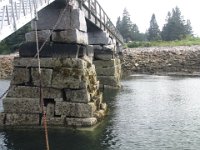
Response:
[1,75,200,150]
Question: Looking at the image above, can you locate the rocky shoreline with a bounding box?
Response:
[1,46,200,79]
[122,45,200,76]
[0,53,18,79]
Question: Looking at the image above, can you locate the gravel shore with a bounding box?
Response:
[0,53,18,79]
[122,45,200,76]
[1,46,200,79]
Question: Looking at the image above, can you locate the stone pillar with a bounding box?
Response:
[88,31,122,89]
[0,1,107,127]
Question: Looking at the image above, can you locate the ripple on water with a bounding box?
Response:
[1,76,200,150]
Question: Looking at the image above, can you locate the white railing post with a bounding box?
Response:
[0,0,56,41]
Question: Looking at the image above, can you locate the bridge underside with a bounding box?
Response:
[0,0,122,127]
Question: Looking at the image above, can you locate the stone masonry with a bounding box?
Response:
[93,45,121,88]
[88,31,122,88]
[0,1,108,127]
[1,58,107,127]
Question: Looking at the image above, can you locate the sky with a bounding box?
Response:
[98,0,200,36]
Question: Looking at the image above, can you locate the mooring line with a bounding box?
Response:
[34,3,50,149]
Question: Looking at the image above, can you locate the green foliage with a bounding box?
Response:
[0,23,31,54]
[116,8,147,42]
[161,7,193,41]
[147,14,161,41]
[119,8,133,42]
[0,40,10,54]
[127,41,151,48]
[127,36,200,48]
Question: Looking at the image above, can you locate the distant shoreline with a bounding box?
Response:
[121,45,200,77]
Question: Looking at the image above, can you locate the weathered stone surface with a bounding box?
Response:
[11,67,30,85]
[3,98,40,113]
[94,49,114,60]
[93,45,103,51]
[55,102,96,118]
[97,76,120,87]
[52,43,87,58]
[51,68,86,89]
[7,86,39,98]
[19,42,53,57]
[94,110,106,121]
[19,42,88,58]
[43,88,63,99]
[5,113,39,125]
[31,68,53,87]
[100,103,107,111]
[33,6,87,32]
[0,113,5,125]
[52,29,88,45]
[46,103,55,118]
[86,45,94,58]
[65,89,90,103]
[7,86,62,99]
[65,117,97,127]
[103,44,116,51]
[88,31,112,45]
[96,66,118,76]
[92,92,103,110]
[14,57,87,69]
[93,59,116,68]
[25,30,51,42]
[45,117,65,126]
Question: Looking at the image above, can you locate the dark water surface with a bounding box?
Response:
[1,75,200,150]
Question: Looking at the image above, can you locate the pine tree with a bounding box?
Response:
[116,17,122,31]
[116,8,146,42]
[120,8,133,42]
[147,14,161,41]
[131,24,139,40]
[161,6,193,41]
[184,20,193,35]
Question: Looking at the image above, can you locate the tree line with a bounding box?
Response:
[116,6,193,42]
[0,6,194,54]
[0,23,30,54]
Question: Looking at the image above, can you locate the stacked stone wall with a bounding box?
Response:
[93,45,121,88]
[1,58,107,127]
[0,2,108,127]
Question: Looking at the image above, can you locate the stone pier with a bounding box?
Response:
[88,31,121,88]
[0,1,109,127]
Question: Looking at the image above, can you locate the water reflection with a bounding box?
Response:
[1,75,200,149]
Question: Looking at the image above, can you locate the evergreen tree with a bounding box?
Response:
[161,7,193,41]
[147,14,161,41]
[116,8,146,42]
[116,17,122,31]
[0,23,31,54]
[131,24,140,40]
[119,8,133,42]
[184,20,193,35]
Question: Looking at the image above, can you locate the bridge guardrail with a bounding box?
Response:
[78,0,124,44]
[0,0,55,41]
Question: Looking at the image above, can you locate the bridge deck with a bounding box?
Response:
[0,0,123,44]
[0,0,55,41]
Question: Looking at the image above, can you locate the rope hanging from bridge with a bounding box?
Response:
[33,3,50,150]
[0,2,69,100]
